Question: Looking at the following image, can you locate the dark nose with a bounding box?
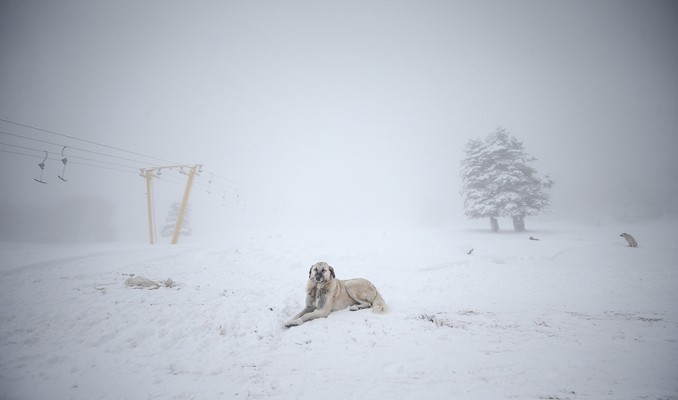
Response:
[314,272,324,282]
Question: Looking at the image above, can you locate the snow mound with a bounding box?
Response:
[123,275,176,290]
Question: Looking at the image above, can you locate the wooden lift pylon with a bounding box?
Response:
[139,164,202,245]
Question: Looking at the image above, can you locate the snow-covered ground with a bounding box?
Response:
[1,219,677,399]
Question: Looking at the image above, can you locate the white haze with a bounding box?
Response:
[1,0,677,243]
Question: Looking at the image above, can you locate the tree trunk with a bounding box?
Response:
[512,215,525,232]
[490,216,499,232]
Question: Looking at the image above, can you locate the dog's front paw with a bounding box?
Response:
[284,318,302,328]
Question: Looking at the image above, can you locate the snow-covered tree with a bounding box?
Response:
[161,202,192,238]
[460,137,501,231]
[460,127,553,232]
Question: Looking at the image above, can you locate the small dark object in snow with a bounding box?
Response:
[466,248,474,255]
[529,236,540,241]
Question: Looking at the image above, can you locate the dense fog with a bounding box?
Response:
[1,1,677,243]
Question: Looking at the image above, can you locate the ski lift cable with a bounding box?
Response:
[201,169,265,193]
[198,170,271,200]
[0,118,179,165]
[4,145,253,194]
[1,121,273,202]
[0,142,144,171]
[0,148,41,158]
[1,124,263,196]
[0,130,160,166]
[0,140,45,154]
[194,179,269,205]
[193,174,245,197]
[67,159,139,174]
[0,148,139,174]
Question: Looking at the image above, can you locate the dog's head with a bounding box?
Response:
[308,262,335,283]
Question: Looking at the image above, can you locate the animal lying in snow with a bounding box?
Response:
[285,262,388,327]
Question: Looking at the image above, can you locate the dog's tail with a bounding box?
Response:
[371,292,389,314]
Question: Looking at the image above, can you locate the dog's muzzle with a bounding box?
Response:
[313,273,324,282]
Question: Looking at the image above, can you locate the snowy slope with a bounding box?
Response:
[1,220,676,399]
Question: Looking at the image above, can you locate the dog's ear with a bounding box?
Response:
[308,266,314,278]
[329,266,335,278]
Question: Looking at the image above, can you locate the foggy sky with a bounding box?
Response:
[1,1,677,241]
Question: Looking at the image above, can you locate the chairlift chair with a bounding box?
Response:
[58,146,68,182]
[33,151,48,184]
